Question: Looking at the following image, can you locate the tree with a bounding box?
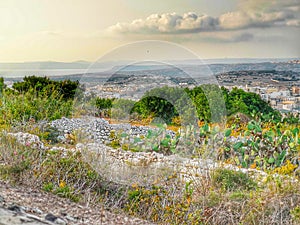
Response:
[12,76,83,100]
[0,77,5,97]
[94,97,113,117]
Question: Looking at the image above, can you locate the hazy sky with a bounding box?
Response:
[0,0,299,62]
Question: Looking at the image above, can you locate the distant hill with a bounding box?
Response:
[0,61,90,70]
[1,58,300,79]
[1,58,299,70]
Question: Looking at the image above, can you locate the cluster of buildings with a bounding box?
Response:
[218,69,300,115]
[86,72,300,116]
[224,85,300,114]
[86,75,178,101]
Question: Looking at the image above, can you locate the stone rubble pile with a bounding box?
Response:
[78,141,300,187]
[2,129,272,187]
[5,119,298,189]
[77,142,266,186]
[51,117,175,144]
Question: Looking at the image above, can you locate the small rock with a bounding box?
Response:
[19,216,35,223]
[8,205,24,213]
[31,208,43,214]
[65,215,77,222]
[45,213,58,222]
[55,218,66,225]
[27,213,43,221]
[0,195,4,203]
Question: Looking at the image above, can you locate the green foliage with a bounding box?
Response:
[221,121,300,170]
[115,124,181,155]
[206,191,222,207]
[212,168,257,191]
[131,85,280,124]
[0,91,73,125]
[111,98,135,120]
[12,76,83,100]
[228,191,249,201]
[291,206,300,223]
[0,134,40,181]
[187,85,225,122]
[125,181,202,224]
[0,77,5,97]
[40,126,62,144]
[282,112,300,124]
[223,87,281,121]
[42,182,54,192]
[93,97,113,117]
[132,86,181,124]
[55,183,80,202]
[0,77,76,126]
[1,74,300,224]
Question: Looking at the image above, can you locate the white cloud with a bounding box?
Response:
[107,0,300,35]
[219,10,297,29]
[107,12,219,34]
[218,11,252,30]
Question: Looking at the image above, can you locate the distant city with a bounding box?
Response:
[2,59,300,115]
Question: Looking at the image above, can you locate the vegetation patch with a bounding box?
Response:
[0,76,299,224]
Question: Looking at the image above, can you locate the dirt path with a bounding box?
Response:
[0,179,154,225]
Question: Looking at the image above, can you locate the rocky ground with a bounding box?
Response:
[0,180,154,225]
[50,116,175,145]
[2,117,299,224]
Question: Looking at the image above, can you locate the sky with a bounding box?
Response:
[0,0,299,62]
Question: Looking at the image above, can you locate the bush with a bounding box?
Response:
[212,168,257,191]
[12,76,83,100]
[0,78,76,126]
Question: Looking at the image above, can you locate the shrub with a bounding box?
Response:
[125,181,203,224]
[291,206,300,223]
[211,168,257,191]
[42,182,54,192]
[0,134,40,181]
[12,76,83,100]
[0,89,74,125]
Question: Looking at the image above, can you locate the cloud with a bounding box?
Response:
[107,12,219,34]
[220,10,297,29]
[107,0,300,35]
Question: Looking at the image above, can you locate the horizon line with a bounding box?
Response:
[0,57,299,64]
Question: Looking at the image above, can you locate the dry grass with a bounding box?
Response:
[0,131,300,224]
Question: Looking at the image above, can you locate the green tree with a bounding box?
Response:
[94,97,113,117]
[12,76,83,100]
[0,77,4,97]
[132,86,181,124]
